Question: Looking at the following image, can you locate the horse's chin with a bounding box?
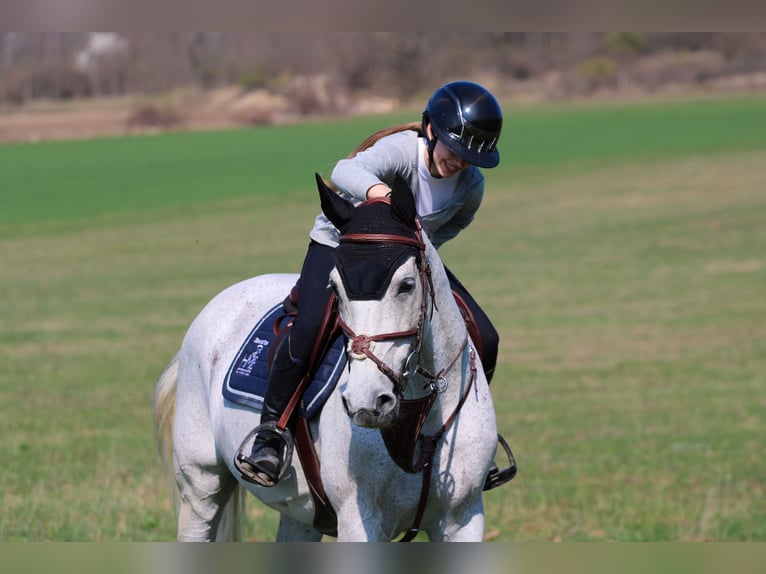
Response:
[350,405,399,429]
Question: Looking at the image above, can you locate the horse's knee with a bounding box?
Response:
[177,500,217,541]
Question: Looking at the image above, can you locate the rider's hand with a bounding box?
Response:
[366,184,392,199]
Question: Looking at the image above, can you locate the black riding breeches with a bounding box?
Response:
[285,241,337,365]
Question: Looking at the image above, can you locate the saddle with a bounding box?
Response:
[226,285,516,538]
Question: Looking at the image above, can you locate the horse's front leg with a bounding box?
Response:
[276,514,324,541]
[426,497,486,542]
[334,508,392,542]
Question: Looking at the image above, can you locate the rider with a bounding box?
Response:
[235,80,503,487]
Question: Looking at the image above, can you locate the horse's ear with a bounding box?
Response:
[390,174,417,228]
[316,172,354,229]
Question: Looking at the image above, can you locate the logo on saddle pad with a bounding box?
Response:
[236,337,270,376]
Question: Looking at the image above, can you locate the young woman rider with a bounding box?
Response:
[235,80,503,487]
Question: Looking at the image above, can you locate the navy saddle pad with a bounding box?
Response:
[223,303,346,419]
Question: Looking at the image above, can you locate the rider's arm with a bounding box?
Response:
[331,131,417,203]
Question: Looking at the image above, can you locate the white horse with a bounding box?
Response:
[152,174,499,541]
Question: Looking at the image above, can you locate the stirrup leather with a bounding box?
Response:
[234,421,294,487]
[483,433,517,491]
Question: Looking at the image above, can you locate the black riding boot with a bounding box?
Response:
[235,340,307,487]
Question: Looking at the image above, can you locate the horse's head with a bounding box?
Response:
[316,173,431,428]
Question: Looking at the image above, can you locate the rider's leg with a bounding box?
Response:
[235,241,336,486]
[235,336,306,486]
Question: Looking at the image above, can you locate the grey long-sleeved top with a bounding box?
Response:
[309,130,484,249]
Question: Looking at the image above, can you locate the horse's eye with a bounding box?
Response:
[397,278,416,295]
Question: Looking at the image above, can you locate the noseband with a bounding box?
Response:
[336,221,438,397]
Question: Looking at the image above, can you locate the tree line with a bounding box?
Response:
[2,33,765,107]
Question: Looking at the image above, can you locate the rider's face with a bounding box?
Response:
[426,124,470,179]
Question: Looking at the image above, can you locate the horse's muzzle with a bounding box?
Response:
[342,392,399,429]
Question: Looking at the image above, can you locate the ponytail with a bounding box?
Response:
[346,121,423,159]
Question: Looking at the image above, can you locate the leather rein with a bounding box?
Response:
[335,223,478,542]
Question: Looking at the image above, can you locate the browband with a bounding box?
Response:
[339,234,423,249]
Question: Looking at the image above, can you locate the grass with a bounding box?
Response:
[470,151,766,541]
[0,115,412,228]
[1,93,765,541]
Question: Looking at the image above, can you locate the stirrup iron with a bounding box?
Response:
[234,421,294,487]
[483,433,517,491]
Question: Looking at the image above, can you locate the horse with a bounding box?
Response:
[152,173,500,541]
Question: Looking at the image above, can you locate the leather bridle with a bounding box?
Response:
[335,221,439,397]
[334,218,480,542]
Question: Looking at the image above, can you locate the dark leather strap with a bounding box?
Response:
[381,393,438,473]
[267,313,294,370]
[452,289,484,367]
[276,293,338,431]
[295,416,338,537]
[340,233,423,249]
[267,292,341,535]
[396,345,477,542]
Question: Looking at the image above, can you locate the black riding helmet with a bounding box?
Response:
[422,81,502,169]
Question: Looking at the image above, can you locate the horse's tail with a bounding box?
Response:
[152,351,247,541]
[152,352,181,513]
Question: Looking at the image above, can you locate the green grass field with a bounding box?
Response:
[1,94,765,541]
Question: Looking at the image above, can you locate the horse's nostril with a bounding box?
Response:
[376,393,396,413]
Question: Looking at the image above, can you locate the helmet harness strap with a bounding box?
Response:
[421,113,441,179]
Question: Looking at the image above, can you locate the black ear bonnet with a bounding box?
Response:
[334,199,421,300]
[315,172,422,300]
